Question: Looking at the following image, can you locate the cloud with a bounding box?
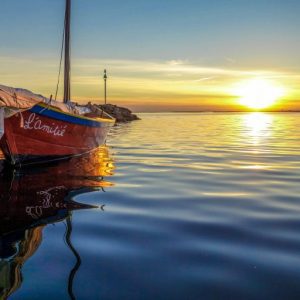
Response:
[225,57,236,64]
[194,77,217,82]
[166,59,188,66]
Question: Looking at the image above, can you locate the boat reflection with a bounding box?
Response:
[0,146,115,299]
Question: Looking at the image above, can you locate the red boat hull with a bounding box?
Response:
[0,103,114,165]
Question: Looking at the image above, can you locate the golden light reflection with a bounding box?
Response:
[234,78,285,110]
[239,165,270,170]
[243,112,273,139]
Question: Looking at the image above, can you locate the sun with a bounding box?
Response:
[234,78,285,110]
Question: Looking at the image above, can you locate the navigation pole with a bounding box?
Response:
[104,69,107,105]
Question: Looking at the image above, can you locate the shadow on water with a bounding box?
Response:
[0,146,115,300]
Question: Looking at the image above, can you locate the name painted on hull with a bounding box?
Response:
[24,113,67,137]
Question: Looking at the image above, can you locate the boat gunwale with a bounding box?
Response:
[30,102,115,127]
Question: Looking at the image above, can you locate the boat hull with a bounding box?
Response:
[0,103,114,165]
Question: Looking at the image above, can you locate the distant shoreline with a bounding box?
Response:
[134,110,300,113]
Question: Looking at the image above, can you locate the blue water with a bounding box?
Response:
[1,112,300,299]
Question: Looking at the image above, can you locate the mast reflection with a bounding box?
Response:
[0,146,115,299]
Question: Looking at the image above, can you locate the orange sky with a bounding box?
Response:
[0,57,299,112]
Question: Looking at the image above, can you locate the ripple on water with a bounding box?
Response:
[2,112,300,300]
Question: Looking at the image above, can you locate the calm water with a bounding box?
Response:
[1,112,300,300]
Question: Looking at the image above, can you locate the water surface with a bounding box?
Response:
[1,112,300,299]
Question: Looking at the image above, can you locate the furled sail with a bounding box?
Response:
[0,85,47,110]
[0,84,90,115]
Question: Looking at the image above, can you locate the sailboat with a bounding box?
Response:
[0,0,115,166]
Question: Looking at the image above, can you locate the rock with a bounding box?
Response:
[82,102,140,123]
[97,104,140,123]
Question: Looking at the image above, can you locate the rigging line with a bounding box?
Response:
[54,19,66,101]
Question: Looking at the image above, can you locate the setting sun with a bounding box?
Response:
[234,78,285,110]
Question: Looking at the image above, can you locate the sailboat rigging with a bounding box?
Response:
[0,0,115,166]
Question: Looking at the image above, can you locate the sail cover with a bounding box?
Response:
[0,108,4,139]
[0,84,89,115]
[0,85,48,109]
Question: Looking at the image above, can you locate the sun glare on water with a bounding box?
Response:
[234,78,285,110]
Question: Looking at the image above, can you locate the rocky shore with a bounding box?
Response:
[86,102,140,123]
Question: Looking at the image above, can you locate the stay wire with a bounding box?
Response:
[54,18,66,101]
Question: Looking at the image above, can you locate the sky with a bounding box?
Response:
[0,0,300,111]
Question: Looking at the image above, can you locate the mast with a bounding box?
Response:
[64,0,71,103]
